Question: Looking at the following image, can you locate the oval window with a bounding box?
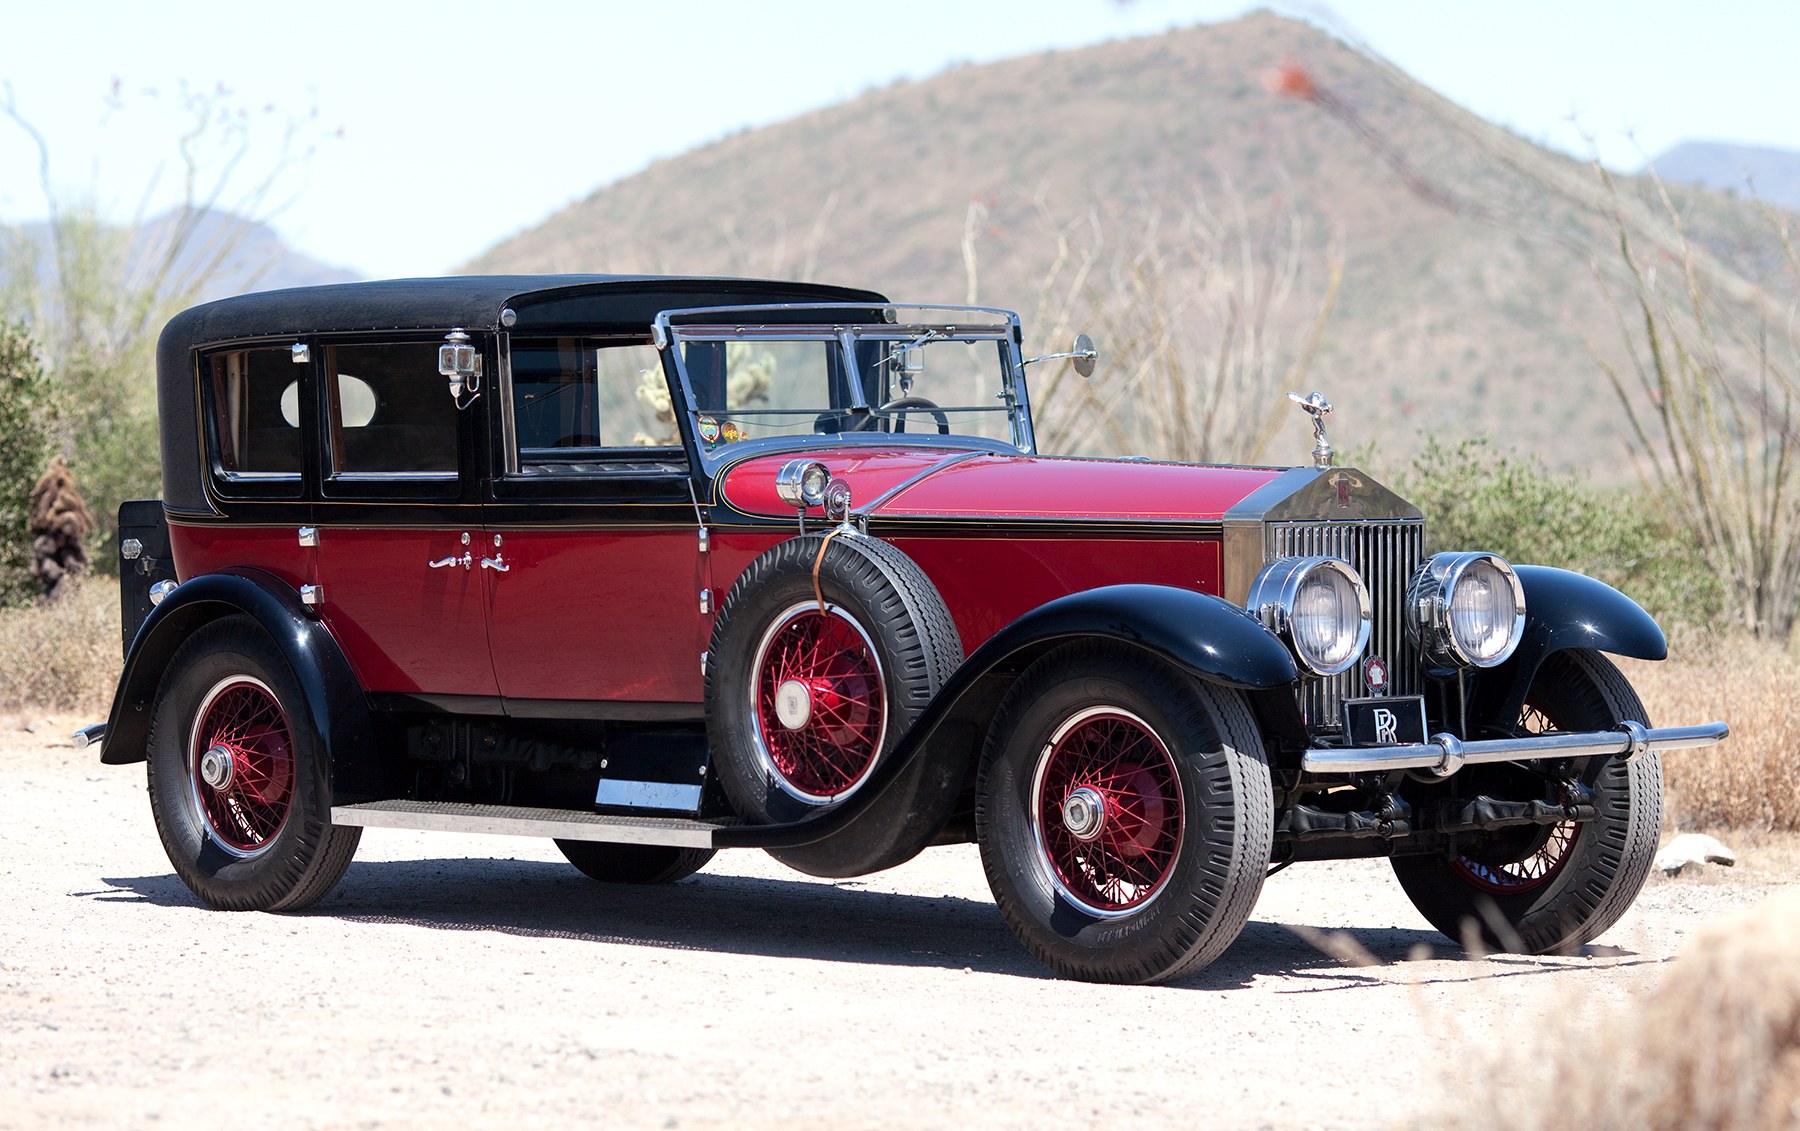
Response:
[281,374,378,428]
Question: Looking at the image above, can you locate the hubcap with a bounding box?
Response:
[1030,707,1184,917]
[774,679,813,730]
[199,744,235,790]
[1060,786,1107,841]
[751,603,887,802]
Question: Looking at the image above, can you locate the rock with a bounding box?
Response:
[1655,832,1738,875]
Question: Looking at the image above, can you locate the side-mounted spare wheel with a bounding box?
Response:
[1391,648,1663,953]
[146,615,360,911]
[706,532,963,876]
[976,641,1275,984]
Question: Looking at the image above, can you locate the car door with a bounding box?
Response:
[309,337,501,703]
[484,336,706,715]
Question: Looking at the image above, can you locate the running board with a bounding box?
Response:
[330,800,724,849]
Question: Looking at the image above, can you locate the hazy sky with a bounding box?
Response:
[3,0,1795,279]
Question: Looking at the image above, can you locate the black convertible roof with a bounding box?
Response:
[159,274,888,349]
[155,274,889,516]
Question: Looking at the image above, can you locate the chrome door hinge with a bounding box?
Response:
[298,526,318,547]
[300,584,324,609]
[699,588,712,615]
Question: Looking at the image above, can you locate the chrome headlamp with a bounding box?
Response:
[1406,552,1526,668]
[1247,556,1372,676]
[774,459,831,509]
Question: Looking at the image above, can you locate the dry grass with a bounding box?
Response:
[0,578,120,713]
[1445,889,1800,1131]
[1622,635,1800,832]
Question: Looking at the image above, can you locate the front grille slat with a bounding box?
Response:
[1267,520,1424,732]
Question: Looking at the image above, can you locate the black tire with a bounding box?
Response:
[706,534,962,827]
[553,840,714,884]
[975,642,1274,984]
[1391,649,1663,953]
[145,615,360,911]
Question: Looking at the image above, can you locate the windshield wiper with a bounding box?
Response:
[870,329,946,370]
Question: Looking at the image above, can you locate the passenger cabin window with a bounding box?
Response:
[509,340,679,470]
[207,348,301,479]
[325,343,457,476]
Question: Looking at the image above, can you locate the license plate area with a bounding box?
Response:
[1341,696,1427,746]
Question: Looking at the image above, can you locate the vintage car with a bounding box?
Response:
[85,274,1727,984]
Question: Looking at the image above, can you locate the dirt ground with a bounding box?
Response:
[2,713,1789,1131]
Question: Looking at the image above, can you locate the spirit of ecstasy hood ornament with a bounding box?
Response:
[1287,391,1334,468]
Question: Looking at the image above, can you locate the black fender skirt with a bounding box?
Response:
[98,568,379,805]
[1468,565,1667,730]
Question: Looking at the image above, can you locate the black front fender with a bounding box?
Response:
[100,568,379,805]
[1468,565,1666,730]
[717,583,1295,860]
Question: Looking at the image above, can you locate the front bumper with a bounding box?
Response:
[1302,720,1729,777]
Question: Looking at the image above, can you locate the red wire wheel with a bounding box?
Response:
[1029,707,1185,916]
[750,602,887,802]
[1449,822,1579,894]
[1447,703,1576,895]
[186,676,295,856]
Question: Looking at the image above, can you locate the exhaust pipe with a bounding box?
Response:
[71,722,106,751]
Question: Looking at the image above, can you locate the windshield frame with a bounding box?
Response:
[652,303,1036,470]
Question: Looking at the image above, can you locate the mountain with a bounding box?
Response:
[1649,141,1800,212]
[465,14,1781,480]
[6,208,359,303]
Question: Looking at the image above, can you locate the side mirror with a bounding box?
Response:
[1072,333,1097,378]
[439,329,482,404]
[1023,333,1099,376]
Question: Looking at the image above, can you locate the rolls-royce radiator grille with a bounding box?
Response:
[1267,520,1426,732]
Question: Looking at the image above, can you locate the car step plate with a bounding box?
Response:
[330,800,725,848]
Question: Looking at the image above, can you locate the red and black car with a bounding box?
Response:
[87,275,1727,983]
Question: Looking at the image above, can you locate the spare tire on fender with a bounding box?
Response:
[705,532,964,876]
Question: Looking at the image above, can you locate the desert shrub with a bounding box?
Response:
[1398,436,1723,634]
[1444,889,1800,1130]
[0,322,57,606]
[0,577,119,712]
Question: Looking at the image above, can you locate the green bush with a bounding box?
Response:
[0,323,57,606]
[1398,437,1723,634]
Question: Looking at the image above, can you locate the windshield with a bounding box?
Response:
[660,305,1033,465]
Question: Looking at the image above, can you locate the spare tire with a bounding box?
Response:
[706,533,963,873]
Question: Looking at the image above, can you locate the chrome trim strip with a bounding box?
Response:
[1301,721,1729,775]
[329,800,721,848]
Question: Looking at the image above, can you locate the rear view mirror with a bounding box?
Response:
[1072,333,1097,378]
[1022,332,1099,377]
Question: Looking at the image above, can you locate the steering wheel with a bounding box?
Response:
[872,395,950,435]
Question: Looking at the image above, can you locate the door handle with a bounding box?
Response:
[479,554,509,572]
[428,553,472,569]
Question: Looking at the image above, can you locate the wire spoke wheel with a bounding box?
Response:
[1031,708,1183,916]
[1390,649,1664,954]
[751,602,887,802]
[977,643,1272,984]
[188,676,295,856]
[1448,703,1578,895]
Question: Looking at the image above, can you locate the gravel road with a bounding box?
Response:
[1,714,1783,1130]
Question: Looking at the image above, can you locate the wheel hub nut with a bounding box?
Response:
[774,679,813,730]
[199,744,235,790]
[1061,786,1107,841]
